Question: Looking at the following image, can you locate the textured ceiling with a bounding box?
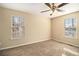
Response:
[0,3,79,18]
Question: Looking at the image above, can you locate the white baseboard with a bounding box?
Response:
[51,37,79,48]
[0,38,50,51]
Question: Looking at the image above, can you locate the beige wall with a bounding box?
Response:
[51,11,79,47]
[0,7,51,49]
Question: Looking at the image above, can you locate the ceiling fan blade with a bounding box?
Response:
[58,3,68,8]
[45,3,51,8]
[40,9,50,13]
[56,9,64,12]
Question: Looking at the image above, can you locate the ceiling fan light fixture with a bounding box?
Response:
[50,10,53,16]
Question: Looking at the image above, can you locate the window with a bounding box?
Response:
[64,17,77,39]
[11,16,25,40]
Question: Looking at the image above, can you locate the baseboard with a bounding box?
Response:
[51,38,79,48]
[0,38,50,51]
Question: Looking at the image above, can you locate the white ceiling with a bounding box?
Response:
[0,3,79,18]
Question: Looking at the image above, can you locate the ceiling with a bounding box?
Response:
[0,3,79,18]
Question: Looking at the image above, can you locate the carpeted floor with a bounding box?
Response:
[0,39,79,56]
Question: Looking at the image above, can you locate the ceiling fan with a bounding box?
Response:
[40,3,68,16]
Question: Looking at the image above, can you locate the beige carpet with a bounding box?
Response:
[0,40,79,56]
